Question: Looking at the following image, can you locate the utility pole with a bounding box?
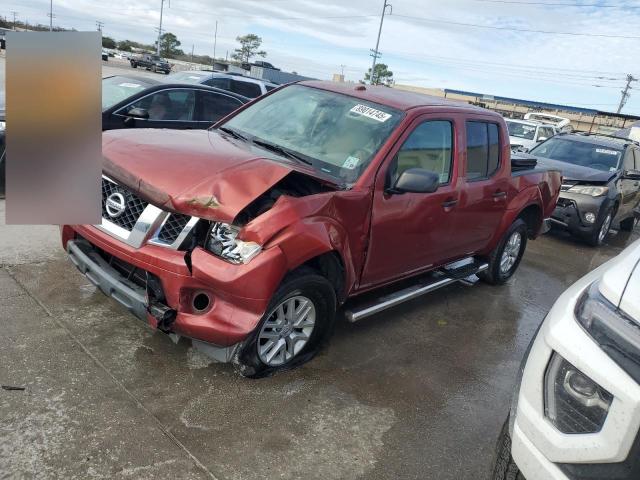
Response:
[190,44,194,64]
[48,0,54,31]
[369,0,392,85]
[213,20,218,65]
[617,74,638,114]
[156,0,166,56]
[340,64,346,76]
[10,11,17,31]
[96,21,103,32]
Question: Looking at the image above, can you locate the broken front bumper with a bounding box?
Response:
[62,225,287,362]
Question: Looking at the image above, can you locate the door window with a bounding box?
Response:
[230,80,262,98]
[624,148,635,170]
[538,127,554,140]
[391,120,453,185]
[124,89,195,121]
[466,122,500,180]
[196,92,244,122]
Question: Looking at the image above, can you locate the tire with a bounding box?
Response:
[234,267,337,378]
[492,419,525,480]
[480,219,528,285]
[587,206,613,247]
[131,62,137,68]
[620,216,637,232]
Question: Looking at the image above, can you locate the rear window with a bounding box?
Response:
[231,80,262,98]
[530,137,622,172]
[466,122,501,180]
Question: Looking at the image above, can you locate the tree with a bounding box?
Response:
[231,34,266,64]
[364,63,394,86]
[101,36,116,49]
[159,32,183,57]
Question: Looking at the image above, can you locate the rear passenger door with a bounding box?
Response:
[620,148,640,218]
[450,120,509,255]
[193,91,244,127]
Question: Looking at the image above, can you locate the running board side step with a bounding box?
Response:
[344,261,488,323]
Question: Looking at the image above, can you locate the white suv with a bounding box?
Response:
[493,239,640,479]
[506,119,558,153]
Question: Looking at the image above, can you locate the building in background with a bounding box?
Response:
[395,84,640,135]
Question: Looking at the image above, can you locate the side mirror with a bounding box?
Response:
[389,168,440,194]
[623,169,640,180]
[127,107,149,119]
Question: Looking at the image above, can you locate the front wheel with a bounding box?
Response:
[131,62,137,68]
[587,207,613,246]
[234,267,336,378]
[492,419,525,480]
[480,219,528,285]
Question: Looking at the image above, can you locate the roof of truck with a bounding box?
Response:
[300,81,493,114]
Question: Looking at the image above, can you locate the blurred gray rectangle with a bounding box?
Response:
[6,32,101,225]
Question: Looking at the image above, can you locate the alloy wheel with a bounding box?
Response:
[500,231,522,274]
[257,295,316,367]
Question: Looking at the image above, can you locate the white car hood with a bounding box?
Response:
[598,239,640,321]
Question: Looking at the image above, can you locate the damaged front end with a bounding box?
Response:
[63,166,344,363]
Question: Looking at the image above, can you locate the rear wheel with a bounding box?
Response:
[620,216,637,232]
[234,267,336,378]
[131,62,137,68]
[480,219,528,285]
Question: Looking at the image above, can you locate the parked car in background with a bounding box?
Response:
[493,238,640,480]
[251,60,280,71]
[130,54,171,74]
[102,75,249,129]
[506,118,558,152]
[62,82,561,377]
[0,77,248,194]
[101,49,109,61]
[530,133,640,246]
[164,70,278,98]
[524,112,572,133]
[0,98,5,197]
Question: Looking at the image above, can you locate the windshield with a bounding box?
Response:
[506,121,536,140]
[165,71,208,84]
[102,76,151,110]
[221,85,403,183]
[530,137,622,172]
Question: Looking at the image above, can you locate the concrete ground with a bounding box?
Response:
[1,194,638,479]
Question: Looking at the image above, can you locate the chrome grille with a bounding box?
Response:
[101,178,148,231]
[157,213,190,244]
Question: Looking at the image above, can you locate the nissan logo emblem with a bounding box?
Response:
[105,192,126,218]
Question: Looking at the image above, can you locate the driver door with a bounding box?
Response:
[360,114,461,288]
[113,88,197,129]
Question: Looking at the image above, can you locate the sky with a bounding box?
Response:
[5,0,640,115]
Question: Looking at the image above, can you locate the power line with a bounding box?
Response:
[469,0,640,8]
[390,13,640,39]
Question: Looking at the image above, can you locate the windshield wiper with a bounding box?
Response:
[219,127,248,142]
[251,139,312,166]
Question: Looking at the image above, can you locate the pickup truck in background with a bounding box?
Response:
[130,54,172,74]
[62,82,562,377]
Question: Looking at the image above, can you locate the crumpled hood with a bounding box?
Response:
[102,128,293,223]
[535,157,615,183]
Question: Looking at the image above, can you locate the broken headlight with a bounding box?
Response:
[544,353,613,434]
[206,222,261,265]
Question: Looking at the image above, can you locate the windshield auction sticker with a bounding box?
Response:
[350,104,391,122]
[343,156,361,169]
[596,148,619,156]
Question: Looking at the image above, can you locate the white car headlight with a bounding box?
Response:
[205,222,262,264]
[567,185,608,197]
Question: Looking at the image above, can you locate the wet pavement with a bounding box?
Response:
[1,200,638,479]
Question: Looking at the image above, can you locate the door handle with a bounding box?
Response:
[493,191,507,198]
[441,199,458,208]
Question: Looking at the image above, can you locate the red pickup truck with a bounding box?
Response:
[62,82,561,377]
